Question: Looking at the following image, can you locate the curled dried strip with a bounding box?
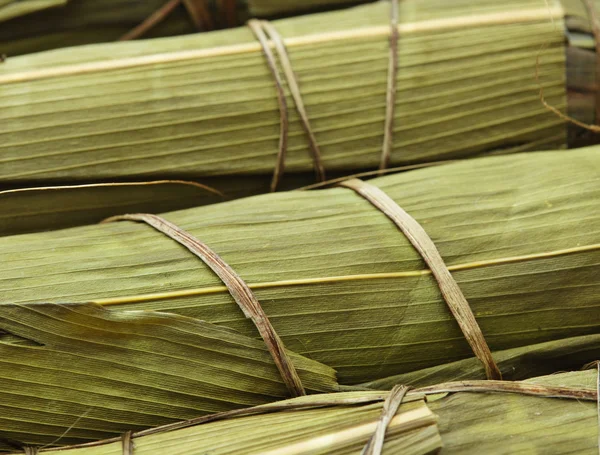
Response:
[120,0,217,42]
[340,179,501,380]
[103,213,306,397]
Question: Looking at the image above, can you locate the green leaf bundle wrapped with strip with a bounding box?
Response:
[4,370,598,453]
[1,147,599,448]
[0,0,573,235]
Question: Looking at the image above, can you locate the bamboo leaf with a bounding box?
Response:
[0,181,223,236]
[20,370,599,454]
[427,370,600,454]
[0,302,336,449]
[0,1,382,57]
[359,334,600,389]
[0,0,66,23]
[0,0,566,190]
[0,147,598,385]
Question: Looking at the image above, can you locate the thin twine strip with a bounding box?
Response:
[339,178,501,380]
[248,19,326,187]
[362,385,410,455]
[380,0,400,171]
[102,213,306,398]
[247,20,289,192]
[121,431,133,455]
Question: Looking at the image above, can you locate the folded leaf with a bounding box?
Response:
[0,303,336,449]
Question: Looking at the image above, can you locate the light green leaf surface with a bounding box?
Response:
[0,303,336,449]
[430,370,600,454]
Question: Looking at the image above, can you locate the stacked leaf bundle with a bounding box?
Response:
[1,147,599,449]
[32,371,600,454]
[0,0,373,56]
[3,365,598,452]
[0,0,569,234]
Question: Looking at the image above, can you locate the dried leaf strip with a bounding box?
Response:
[362,385,411,455]
[103,213,306,397]
[247,19,289,192]
[121,431,133,455]
[339,178,501,380]
[119,0,184,41]
[248,19,326,186]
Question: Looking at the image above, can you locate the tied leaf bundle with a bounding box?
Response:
[0,147,599,448]
[0,303,337,450]
[6,370,598,454]
[0,1,566,198]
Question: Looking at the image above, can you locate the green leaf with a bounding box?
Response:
[0,1,566,188]
[0,303,336,449]
[20,370,599,454]
[0,0,67,23]
[359,334,600,389]
[0,181,225,236]
[0,147,598,385]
